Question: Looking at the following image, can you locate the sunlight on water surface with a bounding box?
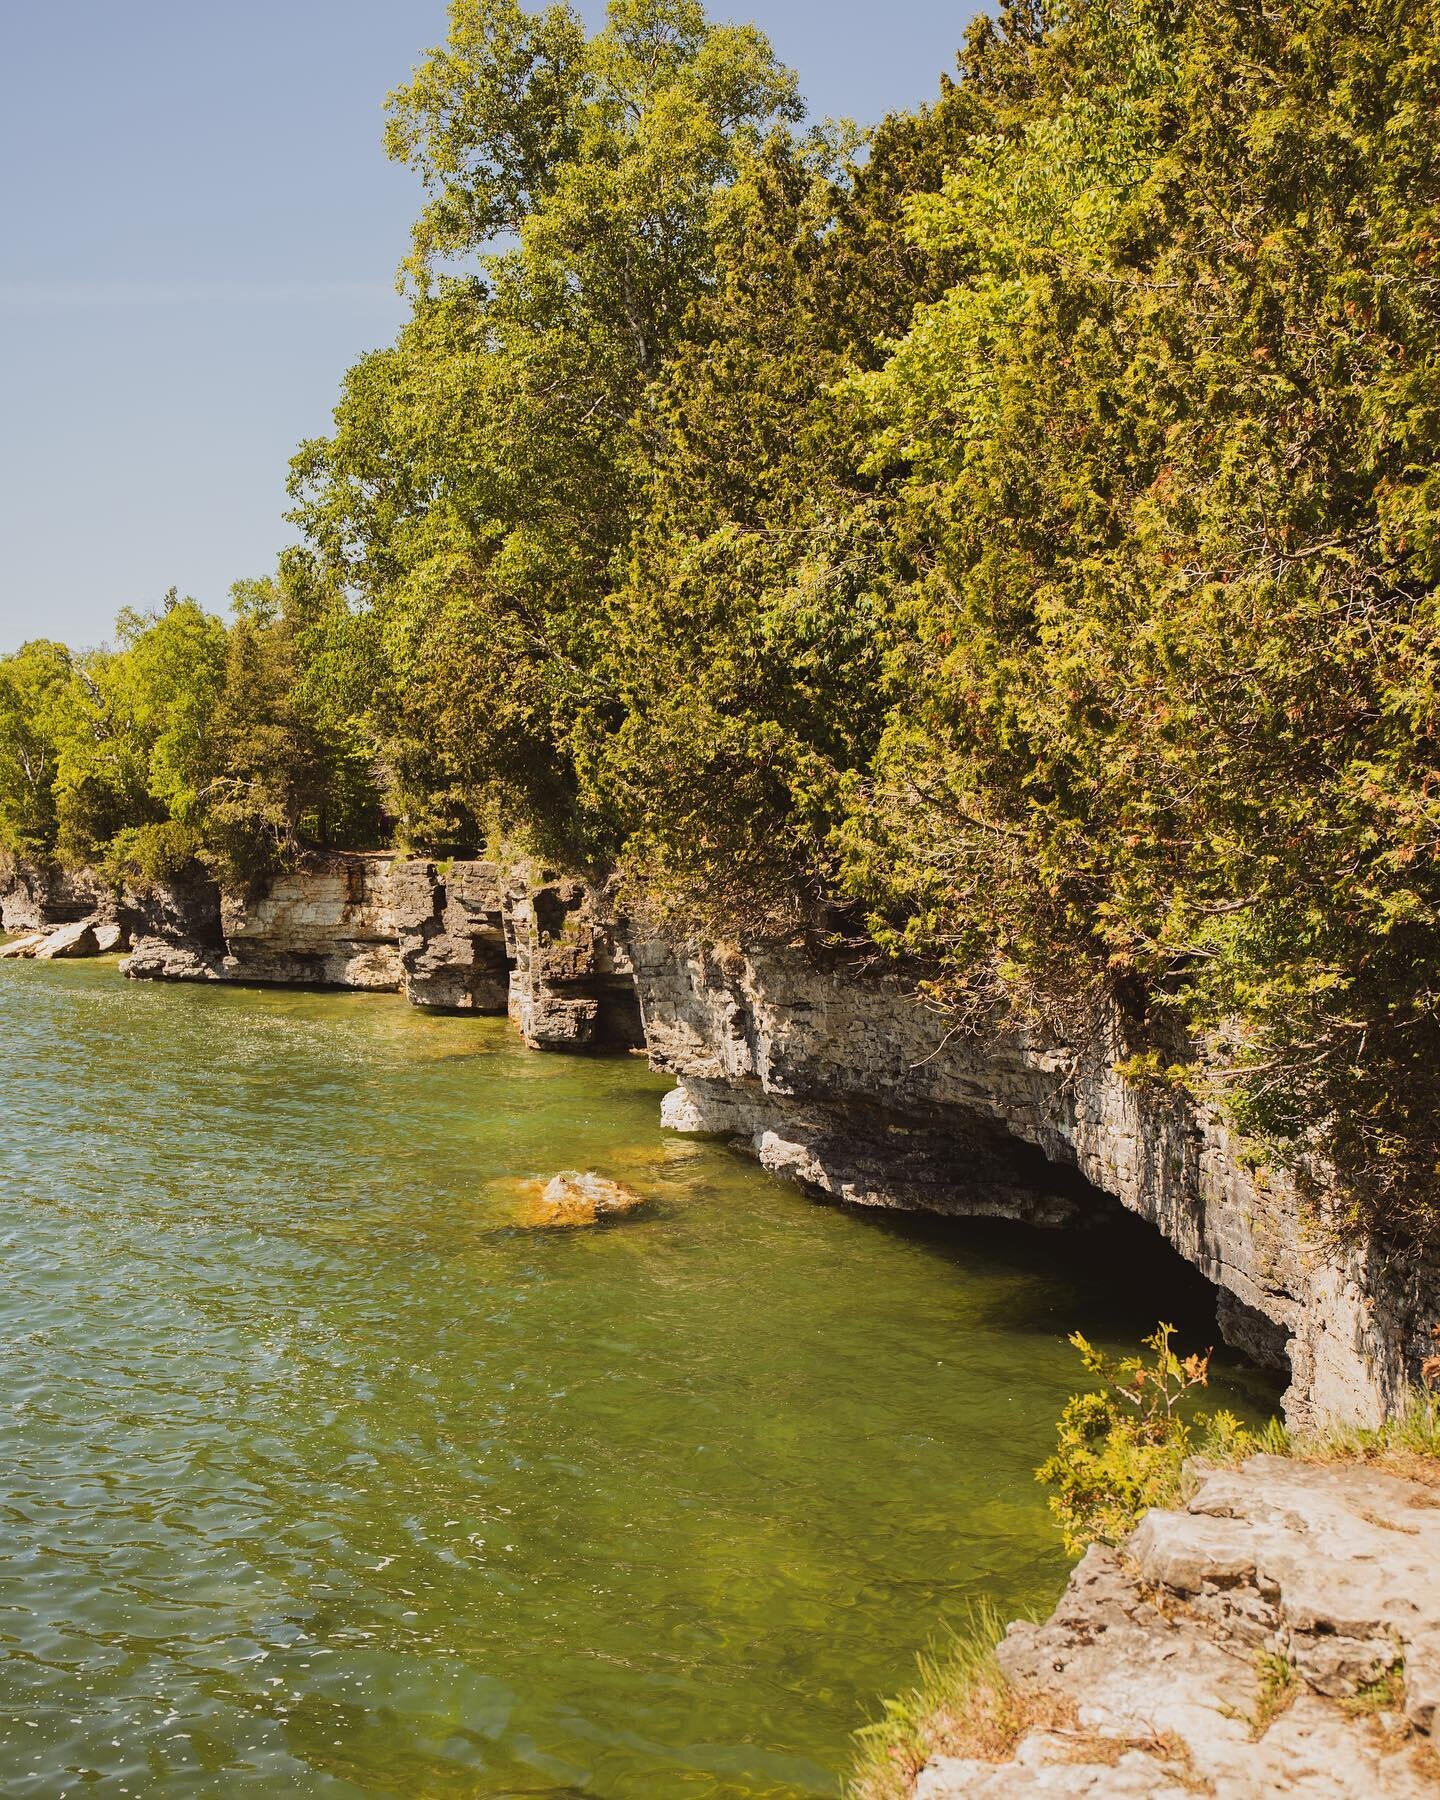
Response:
[0,960,1276,1796]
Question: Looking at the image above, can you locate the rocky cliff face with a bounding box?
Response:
[391,859,509,1011]
[5,855,1433,1426]
[0,861,116,934]
[109,854,645,1053]
[632,936,1438,1430]
[503,874,644,1050]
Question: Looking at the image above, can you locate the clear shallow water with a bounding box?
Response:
[0,958,1278,1798]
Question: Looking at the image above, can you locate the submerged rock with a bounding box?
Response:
[534,1171,648,1226]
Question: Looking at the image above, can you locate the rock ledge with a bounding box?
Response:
[916,1455,1440,1798]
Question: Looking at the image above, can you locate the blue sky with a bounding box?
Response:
[1,1,981,654]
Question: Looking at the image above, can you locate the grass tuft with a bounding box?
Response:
[847,1600,1051,1799]
[1251,1651,1299,1738]
[1343,1659,1406,1718]
[1265,1389,1440,1486]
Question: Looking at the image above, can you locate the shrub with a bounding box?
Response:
[100,821,205,888]
[1037,1323,1260,1556]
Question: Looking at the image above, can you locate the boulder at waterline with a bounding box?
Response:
[33,920,100,960]
[534,1171,648,1227]
[0,932,46,959]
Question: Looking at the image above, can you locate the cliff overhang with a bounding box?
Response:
[4,853,1435,1429]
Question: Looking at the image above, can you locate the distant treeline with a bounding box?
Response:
[4,0,1438,1236]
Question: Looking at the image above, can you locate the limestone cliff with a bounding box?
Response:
[631,935,1439,1430]
[0,861,117,934]
[4,853,1435,1427]
[110,854,644,1052]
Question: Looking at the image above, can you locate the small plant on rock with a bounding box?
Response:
[1038,1323,1257,1555]
[1421,1324,1440,1397]
[1251,1651,1298,1738]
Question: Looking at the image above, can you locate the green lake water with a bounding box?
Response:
[0,958,1278,1798]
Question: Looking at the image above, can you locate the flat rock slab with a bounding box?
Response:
[0,932,46,959]
[1131,1455,1440,1730]
[33,920,99,959]
[917,1456,1440,1798]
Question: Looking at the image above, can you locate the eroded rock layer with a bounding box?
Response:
[4,854,1434,1425]
[106,854,644,1053]
[632,936,1440,1430]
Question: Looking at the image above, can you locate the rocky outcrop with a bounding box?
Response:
[33,919,101,960]
[0,861,115,935]
[505,874,645,1051]
[113,854,645,1049]
[213,855,402,989]
[391,859,510,1010]
[914,1454,1440,1798]
[93,859,228,980]
[5,851,1433,1425]
[532,1171,648,1226]
[632,938,1437,1429]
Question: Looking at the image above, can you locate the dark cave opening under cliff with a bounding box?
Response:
[832,1191,1290,1410]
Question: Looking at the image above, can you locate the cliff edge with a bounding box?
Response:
[885,1454,1440,1799]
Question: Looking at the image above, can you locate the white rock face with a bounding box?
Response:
[631,938,1434,1427]
[218,857,404,990]
[119,857,643,1046]
[917,1455,1440,1798]
[1129,1456,1440,1729]
[33,920,99,960]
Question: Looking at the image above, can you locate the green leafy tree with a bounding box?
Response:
[0,585,384,888]
[0,641,78,859]
[842,0,1440,1241]
[292,0,802,858]
[576,90,991,931]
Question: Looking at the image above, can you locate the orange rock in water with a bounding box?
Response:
[534,1171,648,1227]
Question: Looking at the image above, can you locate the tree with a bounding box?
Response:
[291,0,802,859]
[576,74,998,931]
[843,0,1440,1240]
[0,641,77,859]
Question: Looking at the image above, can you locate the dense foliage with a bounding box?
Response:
[4,0,1438,1240]
[0,582,381,888]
